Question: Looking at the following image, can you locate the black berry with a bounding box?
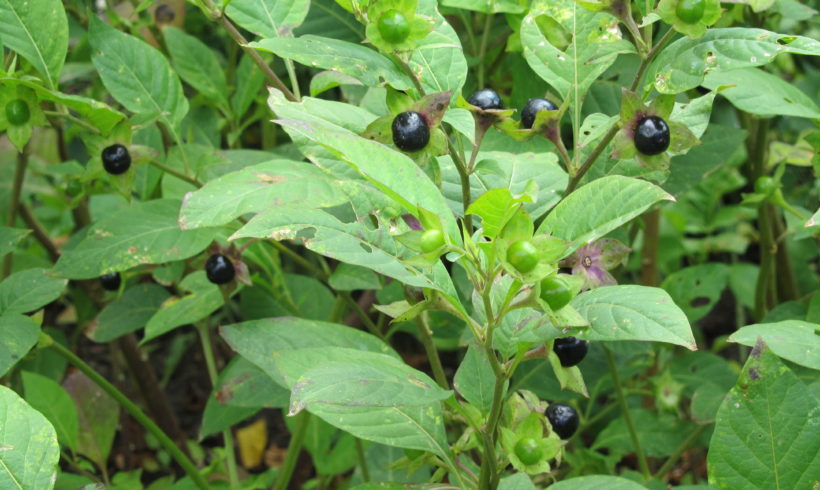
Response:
[392,111,430,152]
[101,144,131,175]
[633,116,670,155]
[100,272,121,291]
[467,89,503,110]
[546,403,579,439]
[205,254,235,284]
[154,4,175,23]
[553,337,589,367]
[521,98,557,129]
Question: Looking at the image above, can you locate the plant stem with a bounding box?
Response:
[44,110,100,133]
[416,312,449,389]
[19,204,60,262]
[197,324,239,489]
[149,159,203,187]
[477,13,493,89]
[653,424,707,480]
[272,411,310,490]
[3,146,28,278]
[284,58,301,100]
[340,292,384,340]
[640,208,660,286]
[355,438,370,482]
[604,347,651,479]
[47,336,210,489]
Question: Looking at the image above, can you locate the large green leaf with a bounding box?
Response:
[708,342,820,489]
[88,16,188,132]
[143,272,223,342]
[0,268,66,315]
[537,176,673,255]
[571,285,696,350]
[661,263,730,324]
[409,0,469,95]
[226,0,310,37]
[547,475,646,489]
[91,284,170,343]
[22,371,78,451]
[179,160,348,229]
[54,199,216,279]
[0,0,67,88]
[728,320,820,370]
[251,35,412,90]
[212,357,290,409]
[453,345,497,413]
[647,28,820,94]
[703,68,820,119]
[0,314,40,377]
[163,26,229,109]
[0,227,29,259]
[0,385,60,489]
[594,408,691,458]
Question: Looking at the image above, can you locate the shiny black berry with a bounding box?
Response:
[101,144,131,175]
[392,111,430,152]
[521,98,557,129]
[99,272,121,291]
[205,254,235,284]
[468,89,503,110]
[546,403,579,439]
[633,116,670,155]
[553,337,589,367]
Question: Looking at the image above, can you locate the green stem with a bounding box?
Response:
[3,146,28,279]
[284,58,301,100]
[355,438,370,482]
[197,324,239,489]
[47,336,210,490]
[272,411,310,490]
[416,312,449,389]
[340,292,384,340]
[653,424,708,480]
[44,110,100,133]
[19,204,60,262]
[149,159,203,187]
[604,347,651,479]
[477,13,494,89]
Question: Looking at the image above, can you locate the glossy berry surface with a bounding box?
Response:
[507,240,539,273]
[553,337,589,367]
[675,0,705,24]
[205,254,235,284]
[420,229,445,253]
[378,9,411,43]
[546,403,579,439]
[99,272,121,291]
[539,275,573,311]
[101,144,132,175]
[521,98,557,129]
[5,99,30,126]
[754,176,777,196]
[468,89,503,110]
[633,116,670,156]
[514,437,543,465]
[392,111,430,152]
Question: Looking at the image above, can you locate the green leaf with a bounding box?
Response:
[0,268,67,315]
[225,0,310,38]
[537,176,673,255]
[547,475,647,489]
[0,0,68,88]
[467,188,527,239]
[289,356,451,414]
[441,0,526,13]
[728,320,820,370]
[671,92,716,140]
[22,371,79,451]
[708,341,820,489]
[663,125,747,198]
[594,408,691,458]
[54,199,216,279]
[213,357,290,409]
[328,263,381,291]
[179,160,348,229]
[143,271,224,342]
[647,28,820,95]
[88,16,188,132]
[62,370,119,472]
[251,35,413,90]
[162,26,229,109]
[0,385,60,488]
[571,285,697,350]
[661,263,730,324]
[0,227,29,259]
[703,68,820,119]
[454,345,498,413]
[91,284,171,343]
[0,314,40,377]
[408,0,468,95]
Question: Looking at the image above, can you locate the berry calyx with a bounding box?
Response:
[546,403,579,439]
[205,254,235,284]
[420,229,445,253]
[507,240,539,273]
[514,437,543,466]
[539,275,573,311]
[101,144,132,175]
[675,0,705,24]
[467,89,503,111]
[633,116,670,156]
[392,111,430,152]
[521,98,557,129]
[99,272,121,291]
[5,99,30,126]
[377,9,411,43]
[553,336,589,367]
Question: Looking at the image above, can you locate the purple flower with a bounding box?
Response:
[402,214,422,231]
[566,239,631,290]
